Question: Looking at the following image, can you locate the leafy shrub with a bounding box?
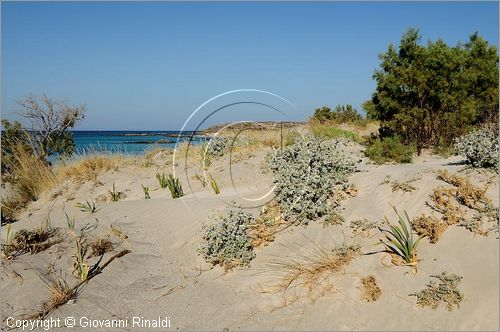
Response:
[204,136,230,158]
[411,272,464,311]
[365,29,498,154]
[201,209,255,268]
[454,127,499,169]
[312,105,363,124]
[270,137,356,225]
[364,136,415,164]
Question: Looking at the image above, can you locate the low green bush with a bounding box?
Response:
[270,136,356,225]
[364,136,415,164]
[200,209,255,268]
[454,127,499,169]
[310,123,361,142]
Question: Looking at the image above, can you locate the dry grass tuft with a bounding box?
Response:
[360,275,381,302]
[389,177,420,193]
[59,155,122,183]
[268,243,360,302]
[2,145,57,218]
[411,272,463,311]
[412,214,449,243]
[430,187,465,225]
[437,170,491,211]
[429,170,498,236]
[31,274,78,320]
[88,235,115,257]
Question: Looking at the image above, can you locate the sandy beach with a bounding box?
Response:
[2,135,498,331]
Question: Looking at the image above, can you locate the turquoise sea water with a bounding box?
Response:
[72,131,207,155]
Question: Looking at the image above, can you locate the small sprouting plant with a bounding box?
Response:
[1,224,14,258]
[156,172,168,188]
[75,200,100,213]
[209,173,220,195]
[380,208,423,268]
[108,183,124,202]
[73,237,89,281]
[64,211,75,231]
[411,272,464,311]
[194,173,207,187]
[166,173,184,198]
[142,185,151,199]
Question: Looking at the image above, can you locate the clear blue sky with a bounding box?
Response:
[2,1,498,130]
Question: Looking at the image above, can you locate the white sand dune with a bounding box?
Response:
[1,145,498,331]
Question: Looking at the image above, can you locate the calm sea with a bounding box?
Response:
[72,131,207,155]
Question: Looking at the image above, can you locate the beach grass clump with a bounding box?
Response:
[455,127,498,169]
[270,137,356,225]
[75,200,100,213]
[380,208,423,268]
[108,182,124,202]
[1,198,21,224]
[360,275,382,302]
[165,173,184,198]
[60,154,121,183]
[269,243,360,301]
[156,172,168,188]
[411,272,464,311]
[201,209,255,269]
[364,136,416,164]
[34,274,78,320]
[2,218,63,258]
[2,145,57,217]
[88,235,115,258]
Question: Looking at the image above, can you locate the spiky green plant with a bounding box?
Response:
[108,183,123,202]
[64,211,75,230]
[209,173,220,195]
[73,238,89,281]
[380,208,424,266]
[166,174,184,198]
[156,172,168,188]
[142,184,151,199]
[75,200,100,213]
